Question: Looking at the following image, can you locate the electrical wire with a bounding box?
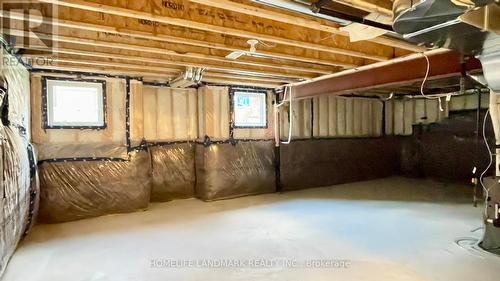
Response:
[454,236,500,259]
[480,109,494,218]
[381,93,394,101]
[420,53,444,112]
[257,40,277,48]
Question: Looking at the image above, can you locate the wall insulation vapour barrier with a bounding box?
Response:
[30,81,277,223]
[0,49,39,277]
[0,63,486,228]
[1,60,495,279]
[28,72,494,224]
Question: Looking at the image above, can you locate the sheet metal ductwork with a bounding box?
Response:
[393,0,500,254]
[393,0,500,90]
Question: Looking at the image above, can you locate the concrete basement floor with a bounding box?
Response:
[3,177,500,281]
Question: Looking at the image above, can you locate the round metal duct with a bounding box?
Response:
[392,0,467,34]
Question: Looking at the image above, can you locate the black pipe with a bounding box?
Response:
[311,2,394,31]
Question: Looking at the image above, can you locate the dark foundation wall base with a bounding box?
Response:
[400,110,494,185]
[280,138,401,191]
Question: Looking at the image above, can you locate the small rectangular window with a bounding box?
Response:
[233,91,267,128]
[44,78,106,129]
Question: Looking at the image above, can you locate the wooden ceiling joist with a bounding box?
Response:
[9,26,324,78]
[2,11,358,69]
[201,77,281,88]
[188,0,422,52]
[7,27,329,76]
[38,0,390,61]
[23,55,299,83]
[32,63,284,88]
[332,0,393,17]
[23,45,313,80]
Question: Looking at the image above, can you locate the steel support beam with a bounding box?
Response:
[291,50,483,99]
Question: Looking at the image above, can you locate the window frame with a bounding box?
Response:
[230,87,268,129]
[41,76,107,130]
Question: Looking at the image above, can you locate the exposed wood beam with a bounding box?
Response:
[51,64,286,84]
[10,28,332,75]
[2,11,356,68]
[29,47,311,81]
[32,65,175,80]
[23,55,299,83]
[11,30,314,79]
[201,77,280,88]
[332,0,393,17]
[28,54,294,83]
[31,64,283,88]
[290,50,483,99]
[38,0,390,61]
[189,0,423,52]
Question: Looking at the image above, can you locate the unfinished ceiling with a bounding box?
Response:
[2,0,423,89]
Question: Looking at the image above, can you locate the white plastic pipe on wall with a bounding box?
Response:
[489,90,500,176]
[274,86,293,146]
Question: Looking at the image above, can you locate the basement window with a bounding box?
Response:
[233,90,267,128]
[44,78,106,129]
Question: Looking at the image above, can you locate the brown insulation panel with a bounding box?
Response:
[195,141,276,201]
[280,138,400,191]
[150,143,196,202]
[38,151,152,223]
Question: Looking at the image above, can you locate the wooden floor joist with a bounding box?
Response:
[8,28,330,76]
[332,0,393,17]
[9,27,324,78]
[23,55,300,83]
[38,0,391,61]
[2,11,358,69]
[32,64,284,88]
[189,0,423,52]
[23,45,314,79]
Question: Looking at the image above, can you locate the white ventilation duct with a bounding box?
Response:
[169,67,204,88]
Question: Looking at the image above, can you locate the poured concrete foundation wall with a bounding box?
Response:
[280,138,400,190]
[195,141,276,201]
[0,50,38,278]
